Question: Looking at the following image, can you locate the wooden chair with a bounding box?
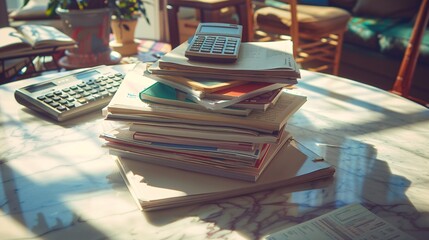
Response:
[166,0,254,48]
[391,0,429,107]
[253,0,350,75]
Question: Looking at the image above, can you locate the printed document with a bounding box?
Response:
[265,204,415,240]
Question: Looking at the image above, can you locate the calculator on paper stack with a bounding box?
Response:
[185,22,242,63]
[15,66,125,122]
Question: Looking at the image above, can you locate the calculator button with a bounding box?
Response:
[83,86,92,91]
[62,88,70,92]
[78,83,86,88]
[68,91,76,96]
[60,94,68,98]
[56,106,67,112]
[67,97,75,102]
[108,89,117,94]
[46,93,54,98]
[100,91,109,97]
[37,96,46,101]
[74,94,82,99]
[54,90,62,95]
[76,89,84,94]
[65,103,75,108]
[52,96,61,101]
[82,92,90,97]
[44,98,53,104]
[49,102,60,108]
[77,98,87,104]
[70,86,78,90]
[59,99,67,105]
[85,96,96,102]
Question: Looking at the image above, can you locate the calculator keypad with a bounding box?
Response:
[189,36,240,55]
[37,73,124,112]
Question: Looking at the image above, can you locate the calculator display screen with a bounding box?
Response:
[26,82,56,93]
[76,70,100,80]
[199,25,240,35]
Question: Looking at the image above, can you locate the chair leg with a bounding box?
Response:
[167,4,181,48]
[333,32,345,76]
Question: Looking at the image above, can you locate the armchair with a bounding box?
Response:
[253,0,350,75]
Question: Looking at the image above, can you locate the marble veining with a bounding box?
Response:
[1,70,428,239]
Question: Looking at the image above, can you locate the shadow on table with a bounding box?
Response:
[142,139,425,239]
[141,72,429,239]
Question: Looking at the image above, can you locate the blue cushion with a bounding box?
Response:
[379,22,429,64]
[344,17,406,51]
[299,0,329,6]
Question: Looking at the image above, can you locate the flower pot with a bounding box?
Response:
[110,19,139,56]
[57,7,121,69]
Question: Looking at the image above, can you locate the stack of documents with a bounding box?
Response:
[148,40,300,83]
[115,140,335,211]
[102,70,307,181]
[144,40,301,111]
[101,41,335,211]
[101,69,334,211]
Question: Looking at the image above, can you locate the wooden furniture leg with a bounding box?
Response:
[167,4,181,48]
[391,0,429,106]
[236,0,254,44]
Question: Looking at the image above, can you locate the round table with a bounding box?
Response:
[0,69,428,239]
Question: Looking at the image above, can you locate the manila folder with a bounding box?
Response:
[115,140,335,211]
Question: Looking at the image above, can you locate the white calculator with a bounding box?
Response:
[15,66,125,122]
[185,23,242,63]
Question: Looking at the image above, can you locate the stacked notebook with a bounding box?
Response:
[101,40,335,211]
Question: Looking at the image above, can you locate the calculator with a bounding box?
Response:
[15,66,125,122]
[185,22,242,63]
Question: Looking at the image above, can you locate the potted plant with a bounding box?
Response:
[110,0,151,56]
[44,0,150,68]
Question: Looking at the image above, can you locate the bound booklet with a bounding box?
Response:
[144,73,285,111]
[102,128,291,182]
[139,79,253,116]
[146,73,246,95]
[148,40,300,83]
[0,25,76,58]
[107,70,307,132]
[115,139,335,211]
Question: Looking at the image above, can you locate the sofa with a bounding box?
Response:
[327,0,429,104]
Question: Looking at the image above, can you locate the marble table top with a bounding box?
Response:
[1,68,428,240]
